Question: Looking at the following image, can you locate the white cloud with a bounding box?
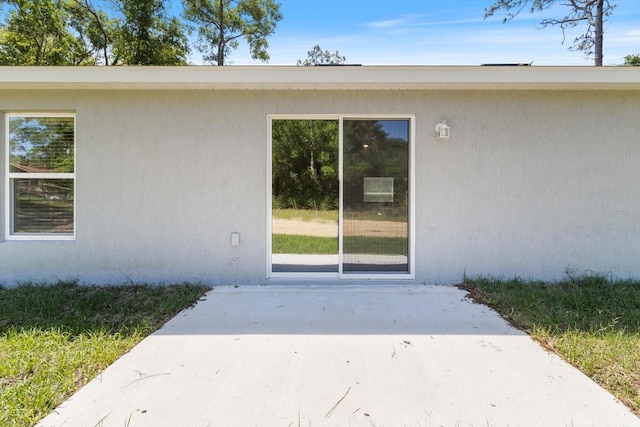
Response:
[609,28,640,42]
[202,1,640,66]
[365,17,411,29]
[363,14,426,29]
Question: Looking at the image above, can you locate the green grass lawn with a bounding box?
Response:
[273,234,408,256]
[272,234,338,254]
[5,275,638,424]
[460,275,640,416]
[0,281,210,427]
[344,236,407,256]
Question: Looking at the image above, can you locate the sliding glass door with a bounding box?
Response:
[269,115,413,278]
[342,119,409,273]
[270,119,339,273]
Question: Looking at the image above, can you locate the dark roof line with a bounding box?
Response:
[316,63,362,67]
[481,62,533,66]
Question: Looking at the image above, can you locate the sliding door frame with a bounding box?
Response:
[267,114,415,280]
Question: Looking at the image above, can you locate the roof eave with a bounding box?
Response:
[1,65,638,91]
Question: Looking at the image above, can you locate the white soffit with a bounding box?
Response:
[0,66,639,91]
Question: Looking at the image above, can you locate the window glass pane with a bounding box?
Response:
[271,119,339,273]
[13,179,74,234]
[9,116,74,173]
[343,119,409,273]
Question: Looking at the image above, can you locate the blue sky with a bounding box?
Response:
[2,0,636,65]
[208,0,640,66]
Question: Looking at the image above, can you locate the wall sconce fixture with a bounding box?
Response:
[435,120,450,139]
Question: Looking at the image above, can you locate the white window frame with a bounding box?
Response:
[267,114,415,280]
[5,112,76,241]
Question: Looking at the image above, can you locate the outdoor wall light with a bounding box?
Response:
[435,120,450,139]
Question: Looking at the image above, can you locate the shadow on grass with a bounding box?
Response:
[0,280,211,337]
[459,273,640,416]
[459,274,640,335]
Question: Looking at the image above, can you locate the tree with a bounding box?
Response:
[9,116,74,173]
[272,120,339,210]
[66,0,118,65]
[0,0,190,65]
[0,0,91,65]
[484,0,616,66]
[113,0,190,65]
[342,120,408,210]
[624,54,640,66]
[297,44,346,66]
[182,0,282,65]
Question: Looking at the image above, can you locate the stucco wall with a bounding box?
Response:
[1,89,638,285]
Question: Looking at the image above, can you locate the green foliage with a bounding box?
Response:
[0,0,91,65]
[66,0,119,65]
[182,0,282,65]
[462,274,640,415]
[0,281,210,426]
[114,0,190,65]
[272,119,409,213]
[272,120,339,210]
[297,44,346,66]
[0,0,189,65]
[343,120,409,210]
[9,116,74,172]
[624,54,640,66]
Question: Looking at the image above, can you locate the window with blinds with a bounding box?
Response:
[6,114,75,239]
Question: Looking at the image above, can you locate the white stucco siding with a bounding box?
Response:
[0,88,638,285]
[1,90,269,285]
[421,90,639,282]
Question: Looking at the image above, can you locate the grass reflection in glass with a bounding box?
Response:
[273,234,407,256]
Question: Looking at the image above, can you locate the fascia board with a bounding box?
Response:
[0,66,638,91]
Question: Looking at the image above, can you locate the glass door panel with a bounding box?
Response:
[271,119,339,273]
[342,119,409,273]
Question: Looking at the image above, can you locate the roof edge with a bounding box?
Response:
[1,65,638,91]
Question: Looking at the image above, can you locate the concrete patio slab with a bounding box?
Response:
[37,285,640,427]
